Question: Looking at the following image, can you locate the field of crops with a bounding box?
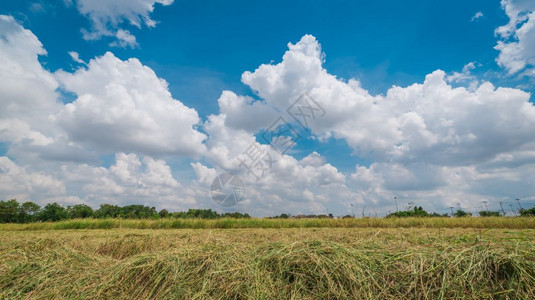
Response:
[1,218,535,299]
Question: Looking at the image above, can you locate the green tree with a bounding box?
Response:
[454,209,471,217]
[386,206,430,218]
[19,201,41,223]
[159,209,169,218]
[519,207,535,216]
[0,199,20,223]
[221,212,251,218]
[67,204,94,219]
[479,211,501,217]
[120,205,158,219]
[185,209,220,219]
[94,204,121,218]
[38,203,68,222]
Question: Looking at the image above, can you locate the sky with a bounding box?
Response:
[1,0,535,217]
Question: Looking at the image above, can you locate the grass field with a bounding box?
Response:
[1,216,535,230]
[1,219,535,299]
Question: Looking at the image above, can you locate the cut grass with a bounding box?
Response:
[1,228,534,299]
[1,216,535,231]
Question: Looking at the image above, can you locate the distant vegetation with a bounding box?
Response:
[0,199,250,223]
[1,198,534,224]
[386,206,449,218]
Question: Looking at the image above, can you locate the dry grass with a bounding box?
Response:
[1,227,534,299]
[1,216,535,231]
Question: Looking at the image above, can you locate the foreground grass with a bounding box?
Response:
[1,227,534,299]
[1,216,535,230]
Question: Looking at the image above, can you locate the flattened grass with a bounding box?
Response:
[1,228,534,299]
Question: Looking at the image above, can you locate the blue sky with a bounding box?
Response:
[1,0,534,216]
[2,0,527,107]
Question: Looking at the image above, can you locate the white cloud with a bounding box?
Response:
[1,14,534,216]
[495,0,535,75]
[234,34,535,213]
[59,152,201,209]
[0,15,60,122]
[68,51,85,64]
[217,91,278,134]
[74,0,174,47]
[470,11,484,22]
[0,15,76,165]
[0,156,66,203]
[242,35,535,166]
[446,62,478,88]
[55,52,207,157]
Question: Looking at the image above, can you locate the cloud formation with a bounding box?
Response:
[74,0,174,47]
[1,14,534,216]
[495,0,535,76]
[56,52,207,157]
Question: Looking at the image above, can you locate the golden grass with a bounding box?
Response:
[1,227,534,299]
[1,216,534,231]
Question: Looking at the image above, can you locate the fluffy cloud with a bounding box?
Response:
[0,15,60,129]
[0,16,209,212]
[197,89,358,216]
[234,34,535,213]
[74,0,174,47]
[55,52,206,157]
[495,0,535,75]
[242,35,535,166]
[61,153,199,209]
[0,157,66,203]
[0,15,78,166]
[2,12,534,216]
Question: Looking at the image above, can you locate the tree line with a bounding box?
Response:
[386,206,535,218]
[1,199,534,223]
[0,199,250,223]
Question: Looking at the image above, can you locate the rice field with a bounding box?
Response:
[1,219,535,299]
[1,216,534,230]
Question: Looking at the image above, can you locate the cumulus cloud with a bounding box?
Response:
[55,52,207,157]
[243,35,535,166]
[0,15,77,166]
[0,16,209,212]
[495,0,535,75]
[2,13,534,216]
[234,34,535,213]
[0,15,60,122]
[60,152,199,209]
[0,156,66,203]
[74,0,174,47]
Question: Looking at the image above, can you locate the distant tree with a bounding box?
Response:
[386,206,430,218]
[519,207,535,216]
[429,212,449,217]
[221,212,251,218]
[0,199,20,223]
[94,204,121,218]
[159,209,169,218]
[38,203,68,222]
[183,209,220,219]
[19,201,41,222]
[67,204,94,219]
[120,205,158,219]
[454,209,471,217]
[479,211,501,217]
